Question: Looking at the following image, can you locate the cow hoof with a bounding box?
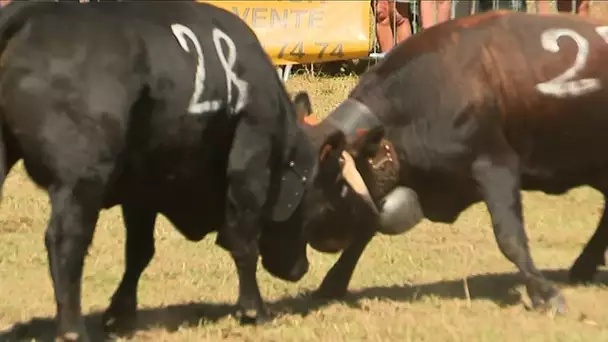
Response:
[102,303,137,335]
[237,308,274,325]
[532,292,567,316]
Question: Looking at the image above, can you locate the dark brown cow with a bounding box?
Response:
[304,10,608,314]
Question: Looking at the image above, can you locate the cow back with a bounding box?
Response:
[0,1,314,223]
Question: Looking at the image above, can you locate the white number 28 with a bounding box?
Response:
[171,23,249,116]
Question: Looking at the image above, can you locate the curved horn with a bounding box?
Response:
[340,150,379,215]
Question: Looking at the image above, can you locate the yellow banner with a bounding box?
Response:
[201,0,372,65]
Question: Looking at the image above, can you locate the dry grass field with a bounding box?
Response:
[5,4,608,341]
[1,73,608,342]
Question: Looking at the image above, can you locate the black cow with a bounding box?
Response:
[0,2,420,341]
[304,10,608,314]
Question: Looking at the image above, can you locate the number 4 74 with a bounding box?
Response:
[277,41,345,59]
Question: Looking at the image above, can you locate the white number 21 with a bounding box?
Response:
[536,26,608,98]
[171,23,248,115]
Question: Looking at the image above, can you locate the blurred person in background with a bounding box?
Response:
[450,0,527,16]
[537,0,589,15]
[478,0,527,12]
[373,0,452,53]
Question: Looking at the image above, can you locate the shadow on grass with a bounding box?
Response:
[2,268,608,341]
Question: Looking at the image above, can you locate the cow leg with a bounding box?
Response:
[102,204,157,334]
[472,153,566,314]
[217,120,273,325]
[315,226,376,299]
[569,192,608,283]
[45,185,104,342]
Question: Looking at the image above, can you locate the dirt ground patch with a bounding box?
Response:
[1,73,608,341]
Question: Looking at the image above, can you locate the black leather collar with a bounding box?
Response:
[324,98,382,140]
[270,138,318,222]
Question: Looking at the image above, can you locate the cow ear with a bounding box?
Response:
[319,131,346,162]
[354,125,385,159]
[293,91,314,124]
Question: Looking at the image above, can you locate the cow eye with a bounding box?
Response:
[340,184,349,198]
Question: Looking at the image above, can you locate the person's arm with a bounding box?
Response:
[420,0,452,29]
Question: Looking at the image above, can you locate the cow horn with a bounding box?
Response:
[340,151,379,215]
